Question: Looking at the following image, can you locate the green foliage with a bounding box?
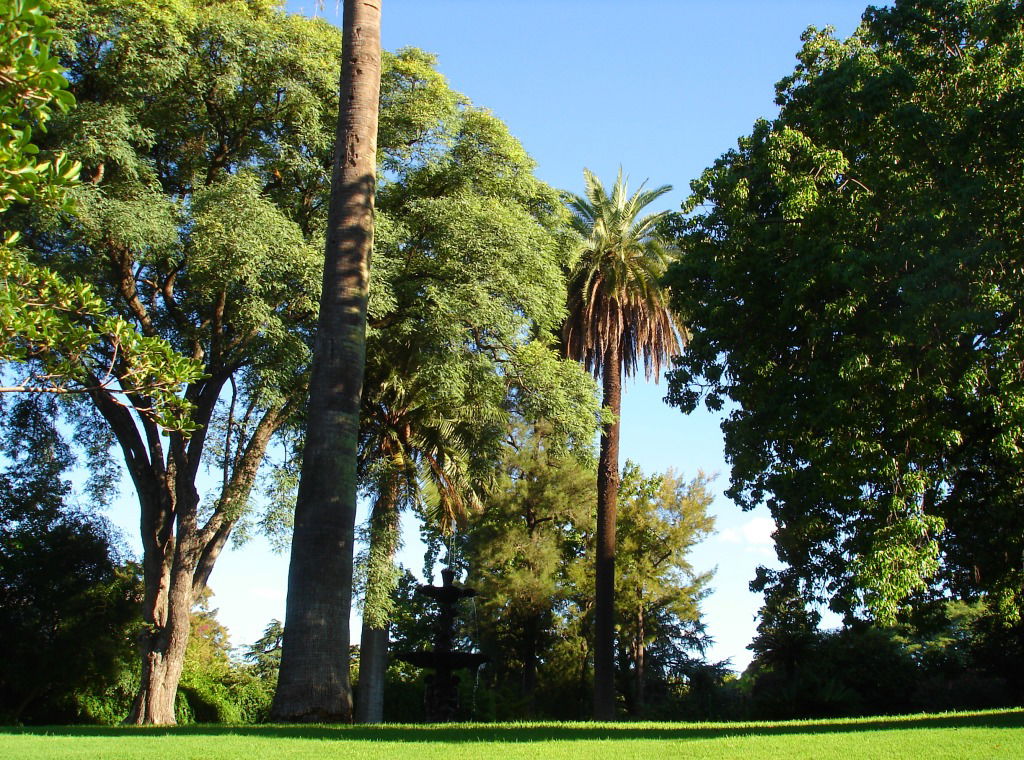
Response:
[1,248,204,428]
[615,463,716,716]
[175,598,273,724]
[616,463,715,636]
[243,620,283,682]
[665,0,1024,623]
[460,423,596,718]
[748,625,920,719]
[0,397,139,724]
[351,49,600,659]
[562,168,683,381]
[72,659,139,726]
[744,594,1021,719]
[0,0,78,212]
[0,0,201,429]
[446,427,716,720]
[747,581,821,679]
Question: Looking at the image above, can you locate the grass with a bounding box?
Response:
[2,709,1022,759]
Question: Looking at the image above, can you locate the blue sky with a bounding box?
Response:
[106,0,876,671]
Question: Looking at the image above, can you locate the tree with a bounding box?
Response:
[665,0,1024,625]
[0,0,200,428]
[562,168,684,718]
[39,0,341,723]
[33,0,519,724]
[351,106,601,720]
[614,463,714,716]
[271,0,383,723]
[243,619,283,683]
[0,396,139,724]
[461,438,714,720]
[746,580,821,682]
[354,356,490,723]
[32,0,595,724]
[464,422,596,718]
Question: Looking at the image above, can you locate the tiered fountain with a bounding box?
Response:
[394,568,487,722]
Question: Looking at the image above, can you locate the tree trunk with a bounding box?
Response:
[355,624,389,722]
[272,0,382,723]
[93,378,290,725]
[128,555,194,724]
[521,613,540,715]
[355,484,400,723]
[593,344,621,721]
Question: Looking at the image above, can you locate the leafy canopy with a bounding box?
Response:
[665,0,1024,623]
[0,0,201,429]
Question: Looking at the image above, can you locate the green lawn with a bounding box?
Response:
[2,709,1021,759]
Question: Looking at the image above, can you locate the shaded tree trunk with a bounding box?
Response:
[130,554,194,724]
[593,344,621,720]
[521,614,540,715]
[355,484,401,723]
[272,0,382,723]
[355,625,389,722]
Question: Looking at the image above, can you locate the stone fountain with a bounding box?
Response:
[394,567,487,722]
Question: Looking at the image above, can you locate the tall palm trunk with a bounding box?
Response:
[593,344,622,720]
[355,483,401,723]
[272,0,382,722]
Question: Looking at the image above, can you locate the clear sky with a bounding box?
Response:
[106,0,877,673]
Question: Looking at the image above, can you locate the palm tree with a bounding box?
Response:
[272,0,382,722]
[354,359,492,723]
[562,168,685,720]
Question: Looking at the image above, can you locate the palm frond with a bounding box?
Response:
[562,169,685,382]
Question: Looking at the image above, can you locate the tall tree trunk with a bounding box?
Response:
[593,344,621,720]
[272,0,382,723]
[355,484,400,723]
[355,625,389,722]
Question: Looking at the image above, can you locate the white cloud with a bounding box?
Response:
[720,527,741,543]
[740,517,776,546]
[717,517,776,552]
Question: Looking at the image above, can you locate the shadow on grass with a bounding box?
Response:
[3,710,1023,743]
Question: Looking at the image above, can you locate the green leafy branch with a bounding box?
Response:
[0,0,202,431]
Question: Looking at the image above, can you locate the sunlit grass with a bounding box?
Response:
[3,709,1022,759]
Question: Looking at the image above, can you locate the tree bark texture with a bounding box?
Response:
[593,344,622,721]
[271,0,382,723]
[130,556,194,724]
[355,624,388,722]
